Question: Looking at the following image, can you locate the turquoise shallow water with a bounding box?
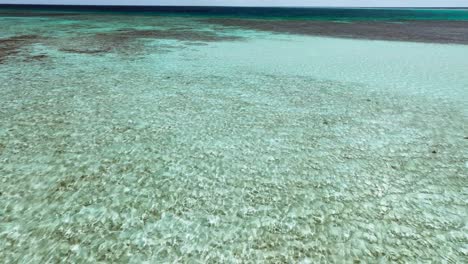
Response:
[1,9,467,263]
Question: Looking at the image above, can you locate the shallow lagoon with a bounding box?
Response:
[0,8,467,263]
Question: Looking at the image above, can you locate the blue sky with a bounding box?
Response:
[1,1,467,7]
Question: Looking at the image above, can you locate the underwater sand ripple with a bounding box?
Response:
[0,9,467,263]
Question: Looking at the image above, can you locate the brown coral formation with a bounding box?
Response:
[0,34,46,63]
[203,19,468,44]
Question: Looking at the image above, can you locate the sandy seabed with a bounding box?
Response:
[1,10,467,263]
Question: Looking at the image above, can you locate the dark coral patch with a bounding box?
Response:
[59,47,112,55]
[202,19,468,45]
[0,34,43,63]
[105,28,242,42]
[23,54,49,63]
[57,28,242,56]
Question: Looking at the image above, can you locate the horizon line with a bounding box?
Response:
[1,4,467,9]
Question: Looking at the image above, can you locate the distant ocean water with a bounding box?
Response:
[1,6,467,263]
[1,5,468,20]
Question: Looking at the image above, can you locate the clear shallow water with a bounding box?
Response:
[0,9,467,263]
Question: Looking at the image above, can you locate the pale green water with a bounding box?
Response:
[0,11,467,263]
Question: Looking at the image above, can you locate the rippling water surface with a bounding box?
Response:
[1,7,467,263]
